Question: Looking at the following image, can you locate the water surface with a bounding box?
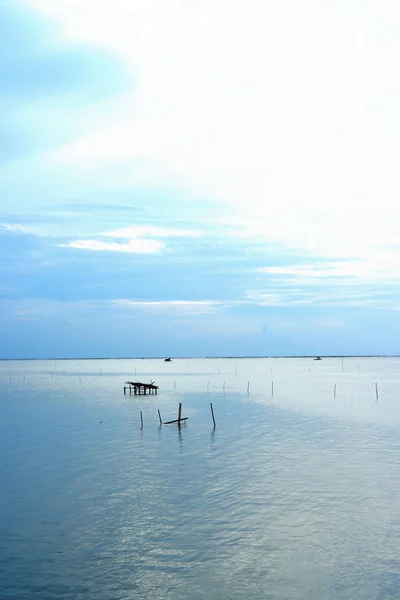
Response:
[1,357,400,599]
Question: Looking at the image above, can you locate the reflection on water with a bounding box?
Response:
[1,357,400,599]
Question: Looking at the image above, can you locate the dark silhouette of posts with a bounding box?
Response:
[163,402,188,425]
[124,381,159,395]
[210,402,216,427]
[158,409,162,425]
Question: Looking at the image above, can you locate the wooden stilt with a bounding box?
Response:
[124,381,159,395]
[164,402,188,425]
[210,403,216,427]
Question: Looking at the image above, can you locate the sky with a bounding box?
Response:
[1,0,400,358]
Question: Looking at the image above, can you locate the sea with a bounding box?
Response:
[1,357,400,600]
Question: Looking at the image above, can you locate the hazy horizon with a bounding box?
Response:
[2,354,400,361]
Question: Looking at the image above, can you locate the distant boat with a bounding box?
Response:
[314,356,322,361]
[164,358,172,362]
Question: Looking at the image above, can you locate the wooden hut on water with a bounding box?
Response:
[124,381,159,395]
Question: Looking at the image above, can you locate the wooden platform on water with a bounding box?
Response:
[124,381,159,395]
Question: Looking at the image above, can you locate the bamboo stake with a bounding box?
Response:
[210,403,216,427]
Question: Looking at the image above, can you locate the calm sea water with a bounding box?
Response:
[1,357,400,600]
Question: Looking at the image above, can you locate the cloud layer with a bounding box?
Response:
[2,1,400,357]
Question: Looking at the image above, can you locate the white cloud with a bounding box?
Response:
[1,317,40,321]
[57,223,199,253]
[1,223,37,235]
[112,300,220,306]
[252,255,400,309]
[103,226,199,238]
[110,299,224,315]
[246,289,400,309]
[26,0,400,263]
[260,257,400,281]
[59,238,164,253]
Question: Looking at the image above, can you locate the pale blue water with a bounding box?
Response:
[1,357,400,599]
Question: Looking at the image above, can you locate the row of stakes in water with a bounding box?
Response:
[138,403,216,429]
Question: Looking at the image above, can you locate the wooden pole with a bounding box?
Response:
[223,381,226,392]
[210,402,216,427]
[334,384,336,398]
[163,403,188,425]
[247,381,250,394]
[174,380,176,388]
[375,382,379,400]
[158,409,162,425]
[271,381,274,395]
[140,411,143,429]
[207,382,210,391]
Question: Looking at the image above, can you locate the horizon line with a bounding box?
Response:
[0,355,399,361]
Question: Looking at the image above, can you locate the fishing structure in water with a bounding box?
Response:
[124,381,159,395]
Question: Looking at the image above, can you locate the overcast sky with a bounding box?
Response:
[1,0,400,358]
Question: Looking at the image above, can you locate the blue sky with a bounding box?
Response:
[2,0,400,358]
